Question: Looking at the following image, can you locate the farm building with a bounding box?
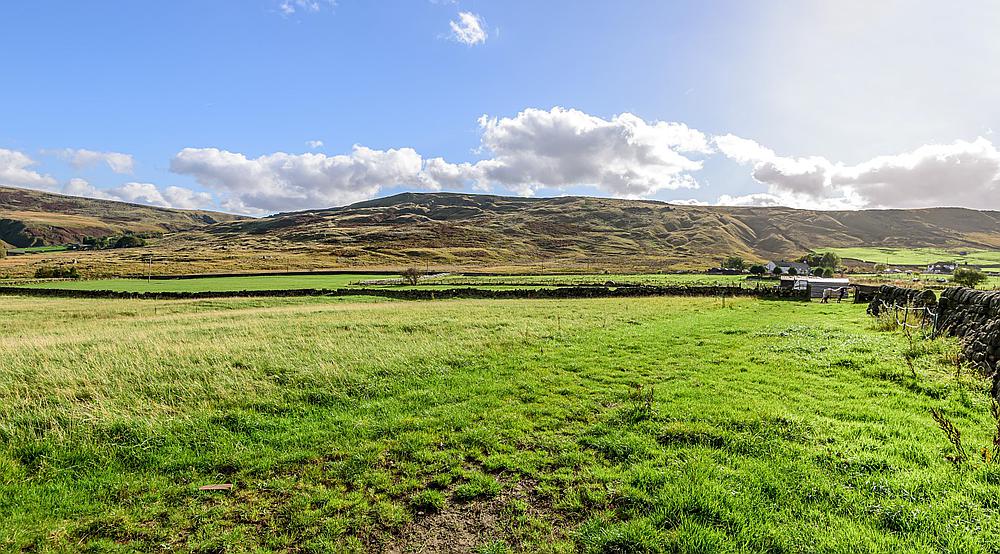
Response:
[765,260,811,275]
[926,262,957,274]
[780,276,850,299]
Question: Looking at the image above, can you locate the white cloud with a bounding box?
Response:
[715,134,1000,210]
[278,0,334,15]
[468,107,711,197]
[56,148,135,174]
[171,146,439,213]
[60,178,214,210]
[306,140,324,150]
[170,107,713,213]
[449,12,487,46]
[0,148,58,189]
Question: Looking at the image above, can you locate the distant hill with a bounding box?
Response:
[0,186,245,247]
[190,192,1000,270]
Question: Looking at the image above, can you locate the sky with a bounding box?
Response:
[2,0,1000,215]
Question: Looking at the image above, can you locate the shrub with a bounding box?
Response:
[113,235,146,249]
[34,266,80,279]
[721,256,745,271]
[953,266,986,288]
[401,267,423,285]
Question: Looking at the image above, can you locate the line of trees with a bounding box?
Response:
[82,234,147,249]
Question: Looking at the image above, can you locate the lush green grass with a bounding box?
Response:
[7,245,70,254]
[830,247,1000,268]
[10,273,751,293]
[2,295,999,552]
[10,273,396,292]
[423,273,749,287]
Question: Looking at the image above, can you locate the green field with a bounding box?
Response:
[2,294,999,552]
[8,273,394,292]
[7,245,71,254]
[830,247,1000,268]
[424,273,749,287]
[10,273,752,293]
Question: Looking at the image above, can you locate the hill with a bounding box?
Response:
[0,186,245,247]
[188,192,1000,270]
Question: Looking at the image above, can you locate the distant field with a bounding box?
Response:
[424,273,749,287]
[2,294,998,551]
[12,273,390,292]
[8,245,70,254]
[830,247,1000,267]
[10,273,753,293]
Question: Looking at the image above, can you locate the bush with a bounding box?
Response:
[401,267,423,285]
[721,256,745,271]
[113,235,146,248]
[34,266,80,279]
[953,266,986,288]
[748,265,766,276]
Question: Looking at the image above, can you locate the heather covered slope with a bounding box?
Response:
[0,186,244,247]
[192,192,1000,269]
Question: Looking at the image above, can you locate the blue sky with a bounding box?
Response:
[3,1,1000,214]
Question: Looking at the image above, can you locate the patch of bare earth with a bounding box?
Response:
[384,481,563,554]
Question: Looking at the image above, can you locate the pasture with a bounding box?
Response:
[2,293,999,552]
[830,247,1000,268]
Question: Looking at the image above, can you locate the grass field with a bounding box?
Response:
[7,274,394,292]
[830,247,1000,268]
[8,273,751,293]
[2,294,999,552]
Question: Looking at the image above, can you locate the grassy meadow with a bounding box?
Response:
[7,274,393,293]
[829,247,1000,268]
[2,294,999,552]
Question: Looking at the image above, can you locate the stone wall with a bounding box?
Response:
[0,283,809,302]
[936,287,1000,396]
[865,285,937,316]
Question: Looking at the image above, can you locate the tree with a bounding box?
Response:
[803,251,842,272]
[749,265,766,276]
[787,267,798,276]
[721,256,746,271]
[401,267,423,285]
[771,265,783,276]
[114,235,146,249]
[953,266,986,288]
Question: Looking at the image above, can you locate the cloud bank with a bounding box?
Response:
[169,107,714,213]
[7,107,1000,215]
[715,134,1000,210]
[0,149,58,189]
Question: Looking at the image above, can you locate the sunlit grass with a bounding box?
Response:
[1,294,998,551]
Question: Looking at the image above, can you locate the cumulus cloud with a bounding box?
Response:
[0,148,58,189]
[449,12,487,45]
[169,107,713,213]
[56,148,135,174]
[715,134,1000,210]
[171,146,442,214]
[60,178,213,210]
[306,140,324,150]
[468,107,711,197]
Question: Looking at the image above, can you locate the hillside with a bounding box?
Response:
[188,192,1000,270]
[0,186,244,247]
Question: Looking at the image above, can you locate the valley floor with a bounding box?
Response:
[1,295,998,552]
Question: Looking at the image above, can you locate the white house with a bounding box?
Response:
[765,260,811,275]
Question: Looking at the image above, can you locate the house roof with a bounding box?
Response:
[773,261,810,270]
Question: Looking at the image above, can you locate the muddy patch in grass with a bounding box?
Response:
[385,480,562,554]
